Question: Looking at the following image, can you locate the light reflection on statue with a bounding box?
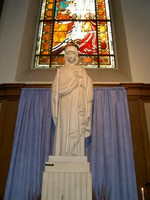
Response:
[51,44,93,156]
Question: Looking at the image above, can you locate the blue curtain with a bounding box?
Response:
[86,88,138,200]
[4,87,138,200]
[4,88,55,200]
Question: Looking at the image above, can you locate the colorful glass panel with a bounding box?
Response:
[34,0,115,68]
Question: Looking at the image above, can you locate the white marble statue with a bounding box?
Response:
[51,44,93,156]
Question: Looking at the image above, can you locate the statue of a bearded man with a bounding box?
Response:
[51,44,93,156]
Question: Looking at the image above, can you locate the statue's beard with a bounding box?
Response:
[66,57,76,64]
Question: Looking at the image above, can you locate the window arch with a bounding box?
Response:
[34,0,115,68]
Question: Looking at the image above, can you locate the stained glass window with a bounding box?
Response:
[34,0,115,68]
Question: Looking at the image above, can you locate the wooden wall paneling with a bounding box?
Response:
[128,98,147,200]
[139,100,150,200]
[139,100,150,178]
[0,84,21,200]
[0,99,19,200]
[127,84,150,199]
[0,99,7,200]
[0,100,6,141]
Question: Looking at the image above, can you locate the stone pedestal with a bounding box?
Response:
[41,156,92,200]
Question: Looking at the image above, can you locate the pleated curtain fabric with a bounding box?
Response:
[86,88,138,200]
[4,87,138,200]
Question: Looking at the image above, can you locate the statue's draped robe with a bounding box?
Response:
[51,66,93,156]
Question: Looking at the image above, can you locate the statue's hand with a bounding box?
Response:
[53,117,58,125]
[73,70,83,78]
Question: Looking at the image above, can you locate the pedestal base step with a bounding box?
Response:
[41,156,92,200]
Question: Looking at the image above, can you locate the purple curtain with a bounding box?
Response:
[4,87,138,200]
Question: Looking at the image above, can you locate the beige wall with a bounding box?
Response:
[120,0,150,82]
[0,0,150,83]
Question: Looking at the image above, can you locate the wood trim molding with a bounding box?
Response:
[0,83,150,99]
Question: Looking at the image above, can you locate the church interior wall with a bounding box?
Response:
[0,0,150,199]
[119,0,150,83]
[0,0,150,83]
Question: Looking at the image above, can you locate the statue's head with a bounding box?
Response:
[64,44,79,65]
